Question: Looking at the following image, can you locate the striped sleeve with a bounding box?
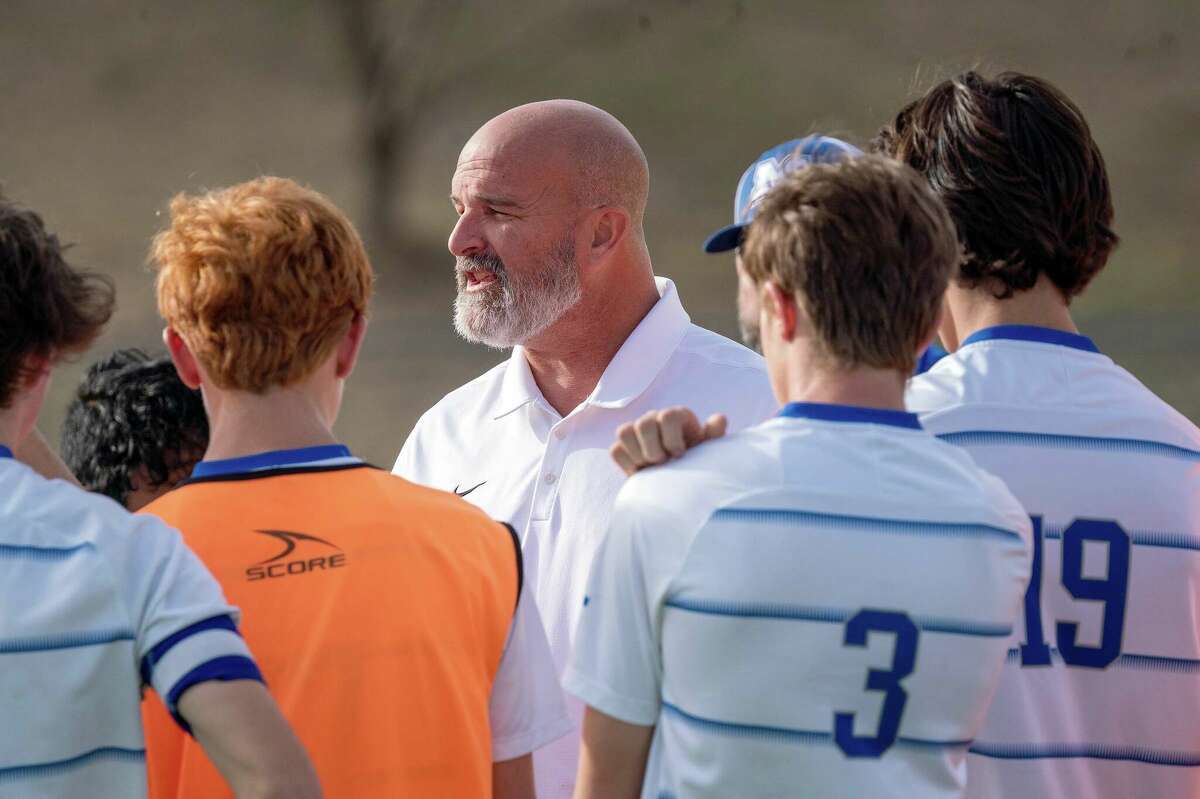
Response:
[119,517,264,731]
[140,615,262,731]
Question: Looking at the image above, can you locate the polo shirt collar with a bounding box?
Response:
[0,445,12,459]
[494,347,544,420]
[492,276,692,418]
[590,277,690,409]
[191,444,357,478]
[960,324,1099,353]
[778,401,923,430]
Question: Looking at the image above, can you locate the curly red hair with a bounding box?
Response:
[151,177,373,392]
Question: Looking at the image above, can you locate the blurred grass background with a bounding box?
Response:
[2,0,1196,466]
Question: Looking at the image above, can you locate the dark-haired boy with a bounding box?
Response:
[0,198,319,797]
[878,70,1200,799]
[61,349,208,510]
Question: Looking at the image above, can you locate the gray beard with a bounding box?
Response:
[452,240,581,349]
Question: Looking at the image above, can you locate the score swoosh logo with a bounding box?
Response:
[454,481,487,498]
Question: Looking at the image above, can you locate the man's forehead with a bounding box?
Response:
[453,154,520,192]
[453,134,570,201]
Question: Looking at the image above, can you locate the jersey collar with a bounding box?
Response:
[0,445,12,459]
[191,444,357,479]
[960,324,1099,353]
[778,401,923,430]
[493,276,692,418]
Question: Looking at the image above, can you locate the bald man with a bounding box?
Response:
[393,100,778,797]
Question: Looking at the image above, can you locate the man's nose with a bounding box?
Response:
[448,213,485,258]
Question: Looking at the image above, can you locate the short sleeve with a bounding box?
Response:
[118,518,262,730]
[488,576,573,761]
[563,481,685,727]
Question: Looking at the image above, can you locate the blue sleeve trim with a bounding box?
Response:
[140,614,239,686]
[166,655,265,734]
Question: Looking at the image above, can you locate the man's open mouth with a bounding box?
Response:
[463,269,500,292]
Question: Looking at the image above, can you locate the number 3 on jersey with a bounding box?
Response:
[1019,517,1131,668]
[835,609,918,758]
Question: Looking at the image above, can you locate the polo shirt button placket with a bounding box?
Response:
[534,416,575,519]
[531,465,561,519]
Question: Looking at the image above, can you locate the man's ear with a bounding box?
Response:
[335,314,368,380]
[586,207,630,265]
[163,327,203,389]
[764,281,799,342]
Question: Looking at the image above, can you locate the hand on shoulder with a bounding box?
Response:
[609,406,728,476]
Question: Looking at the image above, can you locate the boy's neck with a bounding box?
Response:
[0,401,32,457]
[0,418,16,455]
[776,361,908,413]
[201,387,338,463]
[942,274,1079,351]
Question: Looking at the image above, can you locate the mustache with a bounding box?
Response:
[456,253,507,279]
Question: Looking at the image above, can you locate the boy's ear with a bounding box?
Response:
[19,351,54,389]
[335,314,368,380]
[163,328,203,390]
[764,281,799,341]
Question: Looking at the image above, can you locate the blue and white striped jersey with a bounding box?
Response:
[0,451,261,798]
[565,402,1032,798]
[908,325,1200,799]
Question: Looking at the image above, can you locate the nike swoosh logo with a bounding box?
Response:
[454,480,487,497]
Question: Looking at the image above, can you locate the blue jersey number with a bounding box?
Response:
[1019,517,1131,668]
[835,609,919,758]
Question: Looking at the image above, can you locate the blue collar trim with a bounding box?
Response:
[191,444,354,478]
[961,325,1099,353]
[0,445,12,459]
[777,402,922,430]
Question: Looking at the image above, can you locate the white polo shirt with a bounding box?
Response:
[907,325,1200,799]
[394,276,778,797]
[565,403,1032,798]
[0,449,260,798]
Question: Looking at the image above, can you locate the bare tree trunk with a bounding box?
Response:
[364,101,403,258]
[330,0,406,259]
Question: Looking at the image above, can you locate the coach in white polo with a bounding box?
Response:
[393,100,776,797]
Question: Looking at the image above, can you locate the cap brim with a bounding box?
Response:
[702,223,744,254]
